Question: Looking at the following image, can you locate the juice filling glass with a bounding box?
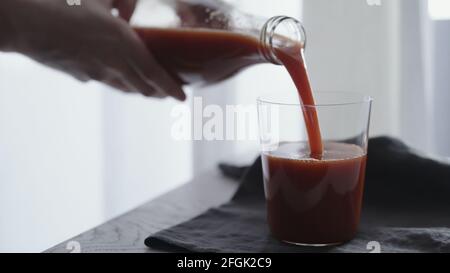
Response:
[258,92,372,246]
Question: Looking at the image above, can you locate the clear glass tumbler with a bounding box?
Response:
[257,92,372,246]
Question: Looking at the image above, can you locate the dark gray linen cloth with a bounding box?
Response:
[145,137,450,253]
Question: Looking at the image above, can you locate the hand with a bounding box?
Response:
[2,0,185,100]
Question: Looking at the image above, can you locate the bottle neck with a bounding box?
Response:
[259,16,307,65]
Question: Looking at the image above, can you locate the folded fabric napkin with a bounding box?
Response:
[145,137,450,252]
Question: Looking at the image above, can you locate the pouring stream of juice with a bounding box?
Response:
[134,27,323,157]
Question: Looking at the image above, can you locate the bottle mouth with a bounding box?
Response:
[259,16,307,65]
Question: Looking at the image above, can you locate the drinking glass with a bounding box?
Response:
[257,92,372,246]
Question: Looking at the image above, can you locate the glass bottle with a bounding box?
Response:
[130,0,307,85]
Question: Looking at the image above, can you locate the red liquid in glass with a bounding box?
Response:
[262,142,367,244]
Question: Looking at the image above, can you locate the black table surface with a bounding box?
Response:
[45,167,450,253]
[45,170,239,253]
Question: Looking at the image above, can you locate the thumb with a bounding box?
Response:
[113,0,137,22]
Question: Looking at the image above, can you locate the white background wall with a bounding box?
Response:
[0,53,192,253]
[302,0,402,137]
[429,20,450,156]
[0,1,193,252]
[0,54,104,252]
[101,87,193,219]
[301,0,450,157]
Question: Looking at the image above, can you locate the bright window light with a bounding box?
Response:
[429,0,450,20]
